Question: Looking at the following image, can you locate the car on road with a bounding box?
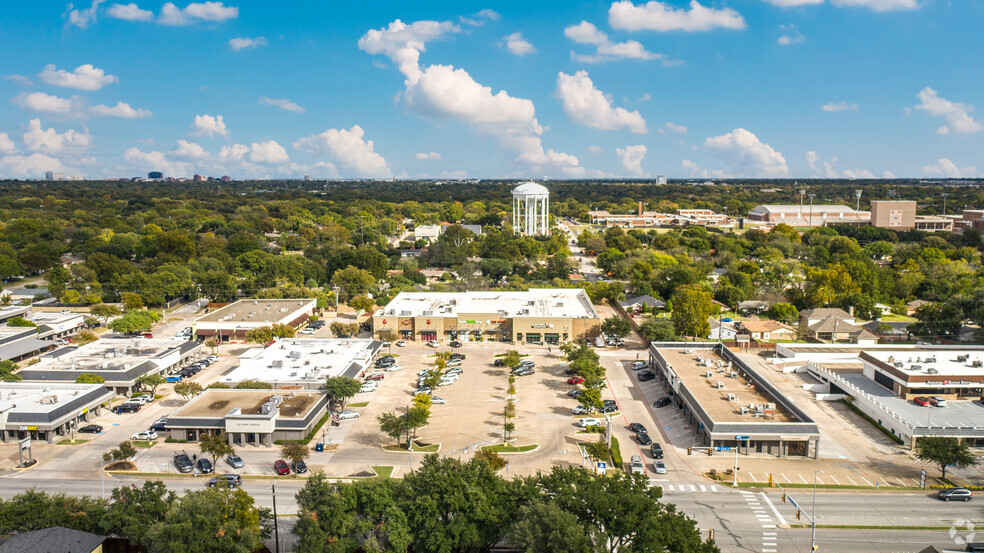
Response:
[79,424,103,433]
[937,488,973,501]
[449,341,462,348]
[630,455,645,474]
[337,410,360,420]
[651,443,664,459]
[142,333,153,339]
[292,460,308,474]
[913,396,931,406]
[636,433,652,446]
[572,405,590,415]
[653,460,667,474]
[577,418,601,428]
[396,340,407,347]
[207,474,243,488]
[930,396,947,407]
[512,367,534,376]
[274,459,290,475]
[654,397,672,408]
[427,340,440,348]
[430,396,446,404]
[567,376,585,385]
[174,452,193,473]
[359,383,377,393]
[365,373,385,381]
[131,431,158,441]
[196,458,214,474]
[226,455,244,469]
[567,389,584,398]
[384,364,403,372]
[628,423,647,434]
[637,370,656,382]
[631,360,648,370]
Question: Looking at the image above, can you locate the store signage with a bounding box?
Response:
[426,319,431,325]
[530,323,554,329]
[489,320,505,324]
[382,319,387,325]
[401,321,411,326]
[464,320,478,324]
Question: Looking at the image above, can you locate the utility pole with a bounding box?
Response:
[733,435,748,487]
[812,469,823,551]
[942,193,948,217]
[271,484,281,553]
[808,194,816,229]
[799,188,806,222]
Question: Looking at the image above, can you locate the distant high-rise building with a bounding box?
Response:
[45,171,65,181]
[193,174,204,182]
[148,171,163,179]
[656,175,667,185]
[221,176,231,182]
[304,175,313,181]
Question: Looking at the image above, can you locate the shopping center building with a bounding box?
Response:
[192,299,317,342]
[372,289,601,344]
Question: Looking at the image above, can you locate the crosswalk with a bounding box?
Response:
[657,481,723,493]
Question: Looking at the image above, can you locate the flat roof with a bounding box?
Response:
[839,373,984,433]
[863,350,984,378]
[194,298,315,324]
[0,326,34,340]
[750,204,859,214]
[656,348,794,423]
[378,289,599,319]
[220,338,380,384]
[26,339,179,373]
[173,389,321,419]
[0,382,112,419]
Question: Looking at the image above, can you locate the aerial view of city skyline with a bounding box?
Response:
[0,0,981,180]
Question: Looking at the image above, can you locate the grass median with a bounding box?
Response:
[480,444,539,454]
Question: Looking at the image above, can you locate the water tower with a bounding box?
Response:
[511,181,549,236]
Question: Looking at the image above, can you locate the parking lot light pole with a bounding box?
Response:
[812,469,823,551]
[733,435,748,487]
[92,457,105,499]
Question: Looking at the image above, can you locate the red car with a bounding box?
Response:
[365,373,385,381]
[143,333,153,338]
[567,376,585,385]
[274,460,290,475]
[913,396,931,406]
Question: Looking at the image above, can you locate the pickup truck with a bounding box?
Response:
[630,455,645,474]
[174,451,193,473]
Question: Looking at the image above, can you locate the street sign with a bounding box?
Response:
[735,435,749,440]
[920,469,926,488]
[19,437,30,450]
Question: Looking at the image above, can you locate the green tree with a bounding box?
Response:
[638,318,676,342]
[349,294,376,312]
[121,291,144,311]
[579,388,604,413]
[910,303,963,339]
[0,489,107,535]
[473,449,508,471]
[916,436,979,481]
[378,411,410,447]
[331,265,377,299]
[233,380,273,389]
[137,373,166,396]
[324,376,362,410]
[601,316,633,339]
[76,373,105,384]
[90,303,122,323]
[144,486,269,553]
[0,360,21,382]
[199,431,236,467]
[108,310,160,334]
[406,405,430,443]
[505,501,595,553]
[101,481,176,547]
[766,302,799,325]
[583,438,610,462]
[103,440,138,464]
[671,285,713,340]
[174,381,203,402]
[501,350,523,370]
[280,441,310,470]
[75,329,99,345]
[5,316,37,328]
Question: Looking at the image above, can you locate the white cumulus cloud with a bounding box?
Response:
[923,158,977,178]
[294,125,391,178]
[248,140,289,164]
[0,153,70,178]
[65,0,106,29]
[662,121,687,134]
[106,2,154,21]
[12,92,78,116]
[586,145,603,155]
[258,97,305,113]
[703,128,788,177]
[0,134,16,154]
[415,152,442,160]
[91,101,152,118]
[229,36,267,51]
[39,64,118,90]
[609,0,746,32]
[617,145,648,176]
[555,71,647,133]
[168,139,210,161]
[124,147,193,177]
[460,9,500,26]
[22,119,92,154]
[822,101,859,112]
[190,114,229,137]
[564,21,671,64]
[831,0,919,11]
[914,87,984,135]
[777,24,805,45]
[159,1,238,25]
[501,32,536,56]
[765,0,824,6]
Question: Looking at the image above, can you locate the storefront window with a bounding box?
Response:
[526,333,541,344]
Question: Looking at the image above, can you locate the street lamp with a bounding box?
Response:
[811,469,823,551]
[732,435,748,487]
[942,193,949,217]
[808,194,817,229]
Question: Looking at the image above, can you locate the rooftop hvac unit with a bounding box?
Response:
[925,357,937,363]
[727,393,737,401]
[912,365,922,371]
[894,362,904,368]
[888,356,895,363]
[253,300,259,305]
[974,360,983,368]
[716,381,725,389]
[927,368,939,374]
[705,370,713,378]
[729,371,738,378]
[39,395,58,404]
[740,406,749,415]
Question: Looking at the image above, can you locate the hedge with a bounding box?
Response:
[610,437,622,468]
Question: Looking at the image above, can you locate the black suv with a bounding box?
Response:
[636,433,653,446]
[196,458,214,474]
[654,397,672,408]
[449,341,462,348]
[637,370,656,382]
[174,452,193,473]
[628,423,647,434]
[450,352,465,360]
[292,460,308,474]
[651,443,664,459]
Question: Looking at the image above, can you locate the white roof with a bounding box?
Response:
[512,181,549,196]
[0,382,108,415]
[750,204,857,215]
[221,338,378,385]
[864,350,984,378]
[379,289,599,319]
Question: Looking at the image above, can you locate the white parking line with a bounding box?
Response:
[860,476,873,486]
[798,474,808,484]
[846,475,858,485]
[699,485,706,492]
[829,475,840,485]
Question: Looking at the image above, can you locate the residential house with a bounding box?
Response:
[852,329,879,345]
[798,307,855,336]
[619,295,666,313]
[804,316,865,342]
[874,303,893,316]
[0,526,106,553]
[862,320,911,342]
[905,299,930,316]
[738,320,796,341]
[707,317,737,340]
[737,300,770,315]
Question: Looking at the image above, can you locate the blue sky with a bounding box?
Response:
[0,0,980,179]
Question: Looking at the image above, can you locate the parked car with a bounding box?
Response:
[115,403,141,414]
[930,396,947,407]
[292,460,308,474]
[513,367,534,376]
[430,396,447,404]
[636,433,653,446]
[174,452,194,473]
[337,410,361,420]
[207,355,219,363]
[493,358,506,367]
[226,455,245,468]
[427,340,440,348]
[578,418,601,428]
[564,368,577,375]
[413,387,432,396]
[653,460,667,474]
[450,352,466,360]
[207,474,242,488]
[913,396,931,406]
[628,423,647,434]
[131,431,158,441]
[637,371,656,382]
[651,443,664,459]
[384,364,403,372]
[142,333,153,338]
[381,340,391,348]
[166,375,182,383]
[437,378,456,387]
[572,405,590,415]
[196,458,214,474]
[567,376,585,385]
[396,340,407,347]
[654,397,672,408]
[299,328,315,335]
[631,360,648,370]
[365,373,385,381]
[359,383,377,393]
[937,488,972,501]
[445,358,462,368]
[600,405,618,414]
[567,389,584,398]
[630,455,645,474]
[274,460,290,475]
[449,341,462,348]
[518,360,535,369]
[78,424,103,433]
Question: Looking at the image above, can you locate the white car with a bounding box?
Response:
[131,431,158,441]
[445,368,463,376]
[396,340,407,347]
[653,460,667,474]
[206,355,219,363]
[427,340,440,348]
[437,379,456,387]
[299,328,315,335]
[572,405,590,415]
[418,369,433,377]
[578,418,601,428]
[384,364,403,372]
[131,395,154,404]
[430,396,447,404]
[631,360,648,370]
[337,410,360,420]
[445,358,462,367]
[359,383,377,393]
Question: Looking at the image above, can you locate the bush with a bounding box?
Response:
[610,437,622,468]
